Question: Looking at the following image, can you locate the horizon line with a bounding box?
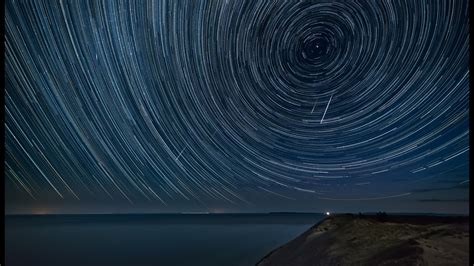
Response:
[5,211,469,216]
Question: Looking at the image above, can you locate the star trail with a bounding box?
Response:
[4,0,469,213]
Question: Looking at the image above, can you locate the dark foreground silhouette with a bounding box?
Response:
[257,213,469,266]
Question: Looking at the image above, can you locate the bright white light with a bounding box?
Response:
[326,212,330,216]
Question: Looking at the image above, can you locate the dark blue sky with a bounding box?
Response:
[5,0,469,214]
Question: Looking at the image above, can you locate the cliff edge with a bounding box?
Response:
[257,214,469,266]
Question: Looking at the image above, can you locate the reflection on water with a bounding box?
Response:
[6,213,323,266]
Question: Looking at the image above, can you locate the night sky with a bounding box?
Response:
[5,0,470,214]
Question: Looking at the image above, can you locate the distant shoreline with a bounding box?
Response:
[5,211,469,216]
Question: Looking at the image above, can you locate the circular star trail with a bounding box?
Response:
[5,0,469,208]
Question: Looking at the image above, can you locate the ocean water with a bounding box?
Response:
[5,213,324,266]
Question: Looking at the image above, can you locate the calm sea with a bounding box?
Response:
[5,213,324,266]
